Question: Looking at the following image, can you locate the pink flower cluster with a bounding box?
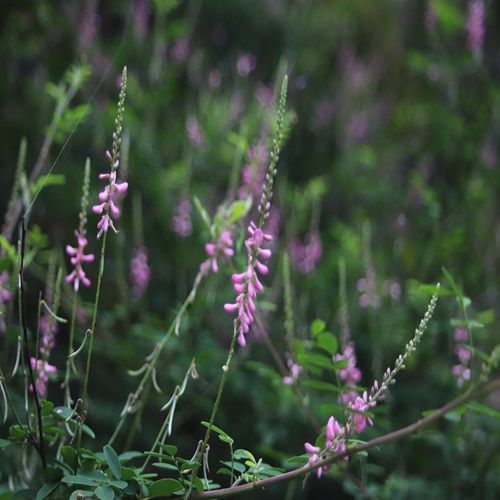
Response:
[451,328,471,388]
[335,342,362,405]
[466,1,485,58]
[171,197,193,237]
[92,162,129,239]
[224,222,272,347]
[0,271,11,332]
[30,358,57,398]
[282,357,303,386]
[130,246,151,300]
[288,231,323,274]
[304,394,375,477]
[357,267,381,309]
[304,417,347,478]
[200,229,234,274]
[66,230,94,292]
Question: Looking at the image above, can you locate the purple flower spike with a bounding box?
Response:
[66,231,95,292]
[224,223,273,347]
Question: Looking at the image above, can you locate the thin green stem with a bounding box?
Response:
[76,231,107,454]
[184,325,239,499]
[63,292,78,406]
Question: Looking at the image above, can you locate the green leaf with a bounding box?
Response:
[286,454,309,464]
[60,446,78,470]
[466,401,500,420]
[69,491,94,500]
[441,267,464,305]
[227,131,249,154]
[450,319,484,329]
[0,438,11,449]
[219,435,234,445]
[233,449,256,463]
[200,421,232,440]
[317,332,338,356]
[302,380,341,393]
[227,199,251,225]
[95,486,114,500]
[180,460,200,473]
[193,196,212,231]
[61,475,98,487]
[36,482,59,500]
[110,480,128,490]
[77,469,107,483]
[220,461,246,473]
[298,353,335,371]
[118,450,144,462]
[310,319,326,336]
[147,479,183,498]
[158,444,177,456]
[40,400,54,417]
[30,174,66,197]
[104,445,122,480]
[152,463,178,471]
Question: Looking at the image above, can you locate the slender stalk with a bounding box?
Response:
[76,231,107,453]
[184,325,239,499]
[19,217,46,469]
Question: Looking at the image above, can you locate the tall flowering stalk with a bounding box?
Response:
[64,159,93,404]
[66,159,94,292]
[92,69,129,238]
[77,67,128,450]
[305,289,439,477]
[185,77,289,498]
[224,76,288,347]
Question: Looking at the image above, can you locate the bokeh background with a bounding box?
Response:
[1,1,500,498]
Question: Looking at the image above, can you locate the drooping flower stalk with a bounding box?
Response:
[224,76,288,347]
[304,289,439,476]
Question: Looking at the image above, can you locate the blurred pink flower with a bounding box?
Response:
[466,1,485,59]
[237,53,256,77]
[130,246,151,300]
[289,232,322,274]
[171,36,190,63]
[186,115,204,148]
[171,197,192,237]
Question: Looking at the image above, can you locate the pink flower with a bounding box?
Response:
[171,197,192,237]
[66,231,95,292]
[288,232,323,274]
[357,267,380,309]
[349,396,374,434]
[452,328,471,388]
[200,229,234,274]
[466,1,485,58]
[130,246,151,300]
[93,167,128,239]
[30,357,57,398]
[335,342,362,404]
[0,271,11,304]
[186,115,204,148]
[237,53,256,77]
[282,358,303,386]
[224,222,272,347]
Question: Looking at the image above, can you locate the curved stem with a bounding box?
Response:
[173,377,500,499]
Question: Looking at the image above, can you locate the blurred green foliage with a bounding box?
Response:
[1,0,500,498]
